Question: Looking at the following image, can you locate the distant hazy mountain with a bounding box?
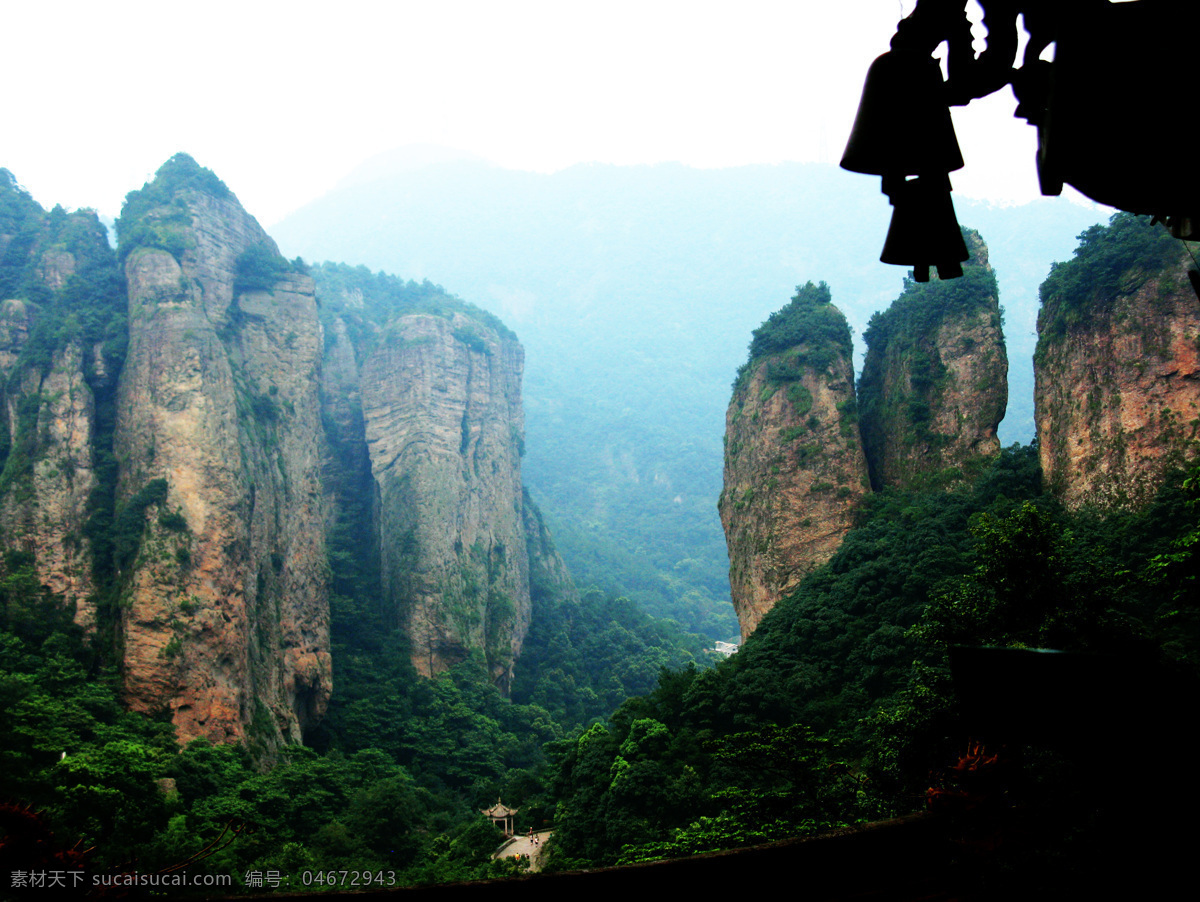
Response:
[272,155,1106,639]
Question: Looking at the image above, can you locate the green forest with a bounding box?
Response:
[5,441,1197,890]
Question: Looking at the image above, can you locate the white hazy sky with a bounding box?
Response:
[5,0,1050,226]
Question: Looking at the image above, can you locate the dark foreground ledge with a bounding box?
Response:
[202,812,1108,902]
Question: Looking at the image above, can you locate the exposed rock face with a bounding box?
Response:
[1,341,101,628]
[37,248,76,291]
[858,230,1007,489]
[361,312,530,688]
[0,199,118,634]
[0,299,31,369]
[721,242,1009,641]
[720,283,869,641]
[1035,214,1200,509]
[1,157,571,746]
[316,266,570,692]
[114,166,330,747]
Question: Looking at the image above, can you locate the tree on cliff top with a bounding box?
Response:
[737,281,852,384]
[1036,212,1183,348]
[860,227,999,359]
[0,169,49,299]
[311,262,518,346]
[115,153,232,265]
[139,152,232,202]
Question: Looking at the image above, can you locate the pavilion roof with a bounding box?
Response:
[481,799,519,818]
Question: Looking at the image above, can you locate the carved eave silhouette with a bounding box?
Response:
[842,0,1200,281]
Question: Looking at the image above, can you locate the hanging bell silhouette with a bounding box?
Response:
[841,49,965,179]
[880,176,969,282]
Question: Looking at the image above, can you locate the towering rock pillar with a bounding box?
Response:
[720,282,870,640]
[857,229,1007,490]
[1035,213,1200,509]
[113,155,330,748]
[361,312,531,689]
[0,178,121,634]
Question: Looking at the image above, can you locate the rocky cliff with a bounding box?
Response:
[0,157,568,746]
[1035,213,1200,509]
[112,156,330,748]
[358,310,531,689]
[721,236,1009,640]
[313,264,561,691]
[0,178,121,635]
[858,229,1007,490]
[720,282,869,641]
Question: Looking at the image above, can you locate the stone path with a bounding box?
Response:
[494,830,553,872]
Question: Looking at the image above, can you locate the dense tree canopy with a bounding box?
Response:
[1036,212,1182,346]
[115,153,232,265]
[546,447,1200,871]
[738,281,852,384]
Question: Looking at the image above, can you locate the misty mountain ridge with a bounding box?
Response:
[272,156,1106,639]
[332,144,492,191]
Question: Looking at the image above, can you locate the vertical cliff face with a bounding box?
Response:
[721,238,1008,641]
[113,156,329,747]
[1035,213,1199,509]
[720,282,869,641]
[2,340,102,627]
[0,175,122,634]
[315,266,565,693]
[2,159,568,744]
[858,230,1007,490]
[360,311,530,689]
